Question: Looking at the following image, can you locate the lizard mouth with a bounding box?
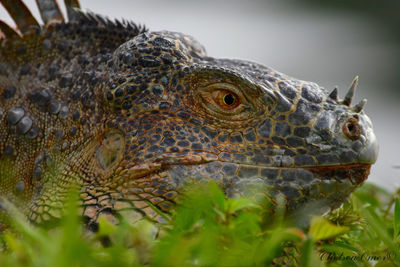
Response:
[302,163,371,185]
[149,152,371,186]
[124,155,371,215]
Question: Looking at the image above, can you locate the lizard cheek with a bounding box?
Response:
[96,130,125,171]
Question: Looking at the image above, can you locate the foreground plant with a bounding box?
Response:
[0,182,398,267]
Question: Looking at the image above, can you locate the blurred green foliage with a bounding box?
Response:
[0,181,400,266]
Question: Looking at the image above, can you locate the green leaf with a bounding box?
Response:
[208,181,226,211]
[231,213,262,238]
[354,191,380,207]
[355,196,400,263]
[97,215,117,236]
[394,198,400,239]
[309,216,349,241]
[320,242,360,256]
[300,238,318,267]
[145,199,171,223]
[227,198,261,214]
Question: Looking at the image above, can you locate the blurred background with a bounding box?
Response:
[1,0,399,190]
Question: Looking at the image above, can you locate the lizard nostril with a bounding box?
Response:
[343,118,361,140]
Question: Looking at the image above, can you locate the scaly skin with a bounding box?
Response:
[0,1,378,229]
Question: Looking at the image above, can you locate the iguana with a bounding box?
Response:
[0,0,378,229]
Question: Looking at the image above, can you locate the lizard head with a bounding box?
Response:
[102,31,378,218]
[0,0,378,228]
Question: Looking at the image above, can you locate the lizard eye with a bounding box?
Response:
[194,82,253,121]
[216,90,240,109]
[223,93,235,105]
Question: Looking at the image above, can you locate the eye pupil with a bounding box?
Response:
[223,93,235,106]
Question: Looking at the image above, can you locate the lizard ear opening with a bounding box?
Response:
[96,130,125,171]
